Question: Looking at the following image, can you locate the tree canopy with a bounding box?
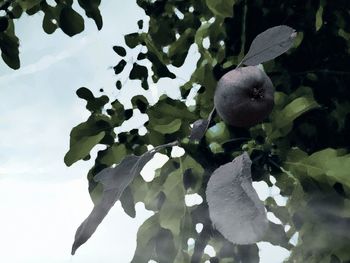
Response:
[4,0,350,262]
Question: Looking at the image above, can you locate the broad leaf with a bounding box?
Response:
[131,214,177,263]
[59,7,85,37]
[269,90,320,140]
[206,152,269,244]
[71,145,171,254]
[241,25,297,66]
[206,0,235,18]
[285,148,350,188]
[64,131,105,167]
[159,169,186,236]
[153,119,182,134]
[113,46,127,57]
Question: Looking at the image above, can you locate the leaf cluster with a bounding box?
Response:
[64,0,350,262]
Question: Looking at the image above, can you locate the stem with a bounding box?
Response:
[152,140,179,152]
[206,106,216,128]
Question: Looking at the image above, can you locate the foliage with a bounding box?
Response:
[63,0,350,262]
[0,0,102,69]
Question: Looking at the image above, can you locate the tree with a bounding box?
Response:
[5,0,350,262]
[0,0,102,69]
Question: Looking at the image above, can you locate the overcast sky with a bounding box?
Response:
[0,1,291,262]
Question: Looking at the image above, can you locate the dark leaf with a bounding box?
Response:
[263,222,291,249]
[137,19,143,29]
[0,33,20,69]
[113,59,127,75]
[189,119,209,141]
[115,80,122,90]
[124,33,142,48]
[0,16,9,32]
[120,186,136,218]
[76,87,94,100]
[71,145,172,254]
[241,25,297,66]
[113,46,127,57]
[206,152,269,244]
[78,0,103,30]
[131,214,178,263]
[59,7,85,37]
[129,63,148,80]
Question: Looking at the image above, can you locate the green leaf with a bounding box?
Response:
[153,119,182,134]
[315,5,324,31]
[17,0,41,10]
[205,122,230,144]
[159,168,186,236]
[285,148,350,188]
[99,143,127,166]
[206,0,235,18]
[270,91,320,139]
[59,7,85,37]
[276,97,320,128]
[64,131,105,166]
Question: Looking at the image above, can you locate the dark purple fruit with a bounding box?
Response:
[214,66,274,127]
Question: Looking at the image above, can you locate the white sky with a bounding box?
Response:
[0,1,291,262]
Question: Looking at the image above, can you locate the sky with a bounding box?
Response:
[0,1,291,262]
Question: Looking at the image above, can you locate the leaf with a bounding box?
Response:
[275,96,320,129]
[0,17,9,32]
[71,152,154,255]
[17,0,41,10]
[285,148,350,188]
[113,46,126,57]
[263,222,290,249]
[113,59,127,75]
[129,63,148,80]
[64,131,105,167]
[71,142,177,254]
[153,119,182,134]
[124,33,142,48]
[206,0,235,18]
[59,7,85,37]
[159,169,186,236]
[120,186,136,218]
[241,25,297,66]
[0,32,20,69]
[206,152,269,244]
[131,214,177,263]
[269,92,320,140]
[78,0,103,30]
[189,119,209,141]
